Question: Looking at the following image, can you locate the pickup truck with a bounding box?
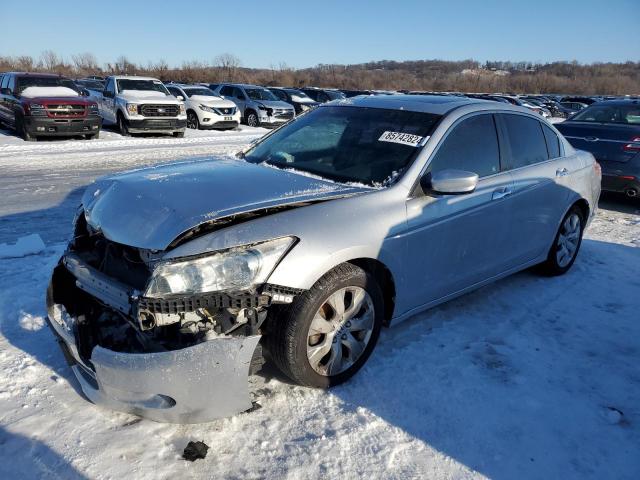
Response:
[98,75,187,137]
[0,72,101,141]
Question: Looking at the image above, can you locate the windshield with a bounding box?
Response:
[184,87,219,98]
[117,79,170,95]
[78,80,104,90]
[244,106,441,186]
[245,88,278,101]
[571,104,640,124]
[16,76,78,94]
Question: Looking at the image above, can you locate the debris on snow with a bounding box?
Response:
[0,234,45,259]
[183,441,209,461]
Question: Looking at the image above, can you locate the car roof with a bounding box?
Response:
[221,83,267,89]
[590,99,640,107]
[110,75,162,81]
[329,94,489,115]
[4,72,66,78]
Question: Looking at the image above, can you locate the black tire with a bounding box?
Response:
[245,110,259,127]
[17,115,36,142]
[173,131,185,138]
[266,263,383,388]
[537,205,585,276]
[85,132,99,140]
[117,113,130,137]
[186,111,200,130]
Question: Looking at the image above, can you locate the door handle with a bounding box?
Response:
[556,168,569,177]
[492,187,512,200]
[584,136,599,142]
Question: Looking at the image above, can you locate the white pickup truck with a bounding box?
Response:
[98,75,187,137]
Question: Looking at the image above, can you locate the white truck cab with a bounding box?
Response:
[99,76,187,137]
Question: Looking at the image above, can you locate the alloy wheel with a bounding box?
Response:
[556,213,581,267]
[306,286,375,376]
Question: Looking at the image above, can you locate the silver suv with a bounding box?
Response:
[46,95,600,423]
[215,83,295,127]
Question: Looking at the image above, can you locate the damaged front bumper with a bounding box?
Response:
[45,253,294,423]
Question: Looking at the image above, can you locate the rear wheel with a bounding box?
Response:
[537,206,584,276]
[267,263,383,387]
[186,111,200,129]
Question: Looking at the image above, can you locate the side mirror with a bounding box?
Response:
[176,95,184,101]
[421,169,479,195]
[0,87,11,95]
[79,88,90,97]
[102,90,113,98]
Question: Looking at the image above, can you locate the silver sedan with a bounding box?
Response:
[47,95,601,422]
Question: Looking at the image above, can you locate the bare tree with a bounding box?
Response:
[214,53,241,81]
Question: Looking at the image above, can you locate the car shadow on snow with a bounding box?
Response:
[326,238,640,479]
[0,426,89,479]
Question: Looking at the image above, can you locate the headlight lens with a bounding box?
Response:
[179,104,186,115]
[126,103,138,116]
[144,237,295,297]
[199,104,215,113]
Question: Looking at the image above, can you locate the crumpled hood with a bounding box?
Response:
[82,158,371,250]
[254,100,294,110]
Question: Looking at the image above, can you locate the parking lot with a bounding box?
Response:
[0,126,638,479]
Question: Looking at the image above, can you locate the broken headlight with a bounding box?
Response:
[144,237,295,297]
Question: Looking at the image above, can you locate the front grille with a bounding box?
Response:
[46,104,86,118]
[273,108,294,119]
[139,104,180,117]
[215,107,236,116]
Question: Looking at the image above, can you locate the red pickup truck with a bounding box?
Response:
[0,72,101,141]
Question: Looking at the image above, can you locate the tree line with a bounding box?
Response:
[1,51,638,95]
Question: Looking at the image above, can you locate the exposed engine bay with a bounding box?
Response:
[50,212,298,366]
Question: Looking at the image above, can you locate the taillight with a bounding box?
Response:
[622,136,640,152]
[593,161,602,177]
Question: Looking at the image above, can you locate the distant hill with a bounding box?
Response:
[2,52,638,95]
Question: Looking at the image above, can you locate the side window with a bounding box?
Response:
[7,75,16,92]
[428,114,500,177]
[233,87,245,99]
[542,124,561,159]
[0,75,7,89]
[501,114,549,169]
[167,87,181,97]
[220,86,232,96]
[105,78,115,93]
[318,92,329,103]
[273,90,287,101]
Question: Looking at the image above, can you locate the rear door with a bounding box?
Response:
[405,113,514,308]
[497,113,573,266]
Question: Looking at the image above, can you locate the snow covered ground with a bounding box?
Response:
[0,126,639,480]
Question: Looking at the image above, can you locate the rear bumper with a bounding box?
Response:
[46,256,262,423]
[24,115,101,136]
[601,173,640,195]
[127,118,187,133]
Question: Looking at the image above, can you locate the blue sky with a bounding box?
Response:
[3,0,639,68]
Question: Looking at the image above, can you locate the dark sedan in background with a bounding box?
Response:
[556,100,640,198]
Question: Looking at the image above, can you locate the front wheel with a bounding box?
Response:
[173,131,185,138]
[537,206,584,276]
[117,114,130,137]
[186,111,200,130]
[17,116,36,141]
[245,111,259,127]
[266,263,383,388]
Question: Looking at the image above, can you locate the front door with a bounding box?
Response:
[405,113,514,309]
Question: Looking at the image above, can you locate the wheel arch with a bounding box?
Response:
[346,258,396,326]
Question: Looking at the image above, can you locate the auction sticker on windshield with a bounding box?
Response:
[378,131,424,147]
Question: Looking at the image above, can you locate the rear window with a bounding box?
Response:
[501,114,549,169]
[542,124,561,159]
[571,104,640,124]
